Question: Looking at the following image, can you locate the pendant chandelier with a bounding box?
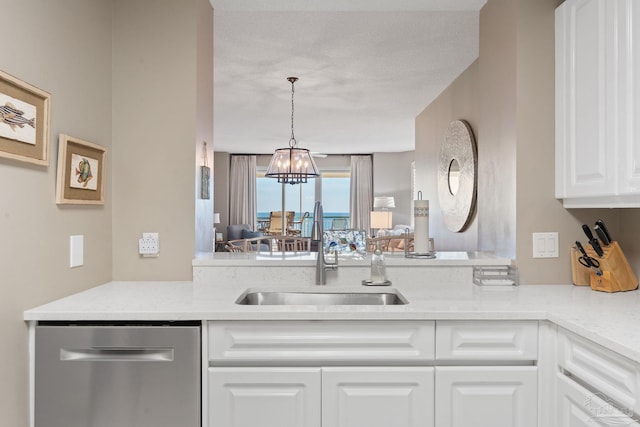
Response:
[265,77,320,185]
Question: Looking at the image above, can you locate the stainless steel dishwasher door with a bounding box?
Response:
[35,322,200,427]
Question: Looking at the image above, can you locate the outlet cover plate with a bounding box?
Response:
[70,235,84,268]
[139,232,159,256]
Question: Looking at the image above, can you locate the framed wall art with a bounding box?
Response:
[0,70,51,165]
[56,134,107,205]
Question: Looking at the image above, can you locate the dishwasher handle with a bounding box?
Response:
[60,347,174,362]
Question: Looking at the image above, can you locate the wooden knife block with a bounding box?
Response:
[570,241,638,292]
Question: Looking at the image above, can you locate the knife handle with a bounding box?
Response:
[590,238,604,257]
[582,224,595,240]
[595,219,613,243]
[594,225,611,246]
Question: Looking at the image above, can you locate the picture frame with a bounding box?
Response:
[0,70,51,165]
[56,134,107,205]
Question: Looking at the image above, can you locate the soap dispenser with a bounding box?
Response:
[368,241,390,285]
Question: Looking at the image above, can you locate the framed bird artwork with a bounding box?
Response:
[56,134,107,205]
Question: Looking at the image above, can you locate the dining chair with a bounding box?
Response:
[275,236,311,252]
[289,211,309,236]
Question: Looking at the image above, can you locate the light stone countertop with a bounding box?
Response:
[192,250,512,267]
[23,279,640,364]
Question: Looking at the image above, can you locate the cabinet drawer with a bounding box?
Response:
[558,329,640,413]
[557,373,640,427]
[435,320,538,361]
[208,320,434,365]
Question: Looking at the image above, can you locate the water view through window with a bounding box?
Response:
[256,172,350,236]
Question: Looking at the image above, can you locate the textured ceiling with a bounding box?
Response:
[212,0,485,154]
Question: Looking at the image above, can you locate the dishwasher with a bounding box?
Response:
[34,321,200,427]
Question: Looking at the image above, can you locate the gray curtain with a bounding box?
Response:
[349,155,373,234]
[229,155,257,230]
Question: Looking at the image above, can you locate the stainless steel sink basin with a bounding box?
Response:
[236,290,407,306]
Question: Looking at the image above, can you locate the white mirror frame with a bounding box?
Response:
[437,120,477,232]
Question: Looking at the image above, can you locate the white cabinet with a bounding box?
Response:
[206,320,537,427]
[435,320,538,361]
[435,367,538,427]
[207,321,435,427]
[208,320,435,365]
[558,329,640,413]
[555,0,640,207]
[209,366,434,427]
[555,328,640,427]
[209,367,321,427]
[557,374,640,426]
[434,321,539,427]
[322,367,434,427]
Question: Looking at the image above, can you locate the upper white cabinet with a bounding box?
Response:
[556,0,640,207]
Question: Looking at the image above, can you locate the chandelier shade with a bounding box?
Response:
[266,146,319,184]
[265,76,320,185]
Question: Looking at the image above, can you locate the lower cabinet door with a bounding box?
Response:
[557,374,640,427]
[435,366,537,427]
[209,367,321,427]
[322,367,435,427]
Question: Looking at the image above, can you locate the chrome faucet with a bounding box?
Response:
[311,201,338,285]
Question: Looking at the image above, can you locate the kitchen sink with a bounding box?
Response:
[236,290,408,306]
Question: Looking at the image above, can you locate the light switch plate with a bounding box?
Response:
[533,232,559,258]
[70,235,84,268]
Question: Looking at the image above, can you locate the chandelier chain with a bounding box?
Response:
[289,77,297,148]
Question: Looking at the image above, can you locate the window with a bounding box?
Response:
[256,170,350,236]
[320,171,350,230]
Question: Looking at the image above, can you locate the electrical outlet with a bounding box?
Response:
[139,232,159,257]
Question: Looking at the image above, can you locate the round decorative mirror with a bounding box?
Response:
[437,120,477,232]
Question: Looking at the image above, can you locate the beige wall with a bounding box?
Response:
[373,151,415,227]
[112,0,213,279]
[415,61,479,251]
[512,0,617,283]
[0,0,213,422]
[0,1,113,424]
[477,0,518,257]
[415,0,624,283]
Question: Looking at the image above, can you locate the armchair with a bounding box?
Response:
[226,224,270,251]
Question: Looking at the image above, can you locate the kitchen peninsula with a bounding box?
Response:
[25,252,640,427]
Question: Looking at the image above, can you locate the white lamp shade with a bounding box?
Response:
[373,196,395,209]
[213,213,220,224]
[370,211,393,229]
